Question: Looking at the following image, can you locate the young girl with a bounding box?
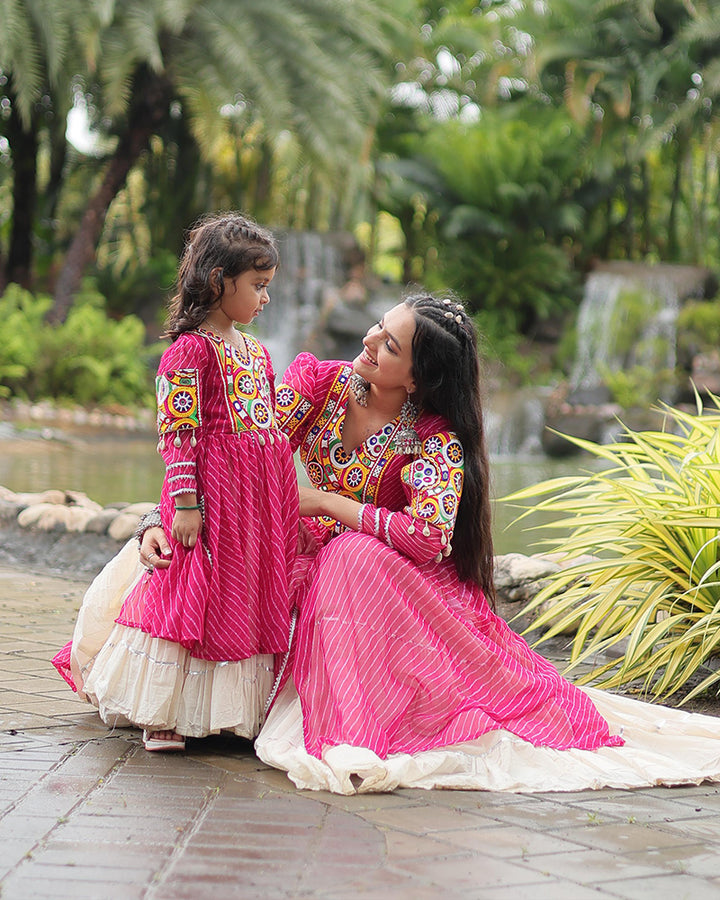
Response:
[53,212,299,751]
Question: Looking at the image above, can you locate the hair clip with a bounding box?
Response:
[444,311,453,318]
[442,298,452,305]
[455,315,462,323]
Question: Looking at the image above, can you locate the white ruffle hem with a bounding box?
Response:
[254,680,720,795]
[70,539,273,739]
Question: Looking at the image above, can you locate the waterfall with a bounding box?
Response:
[254,232,344,377]
[570,269,680,399]
[485,388,548,457]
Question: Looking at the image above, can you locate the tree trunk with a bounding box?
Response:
[50,68,174,321]
[5,102,39,290]
[45,118,68,224]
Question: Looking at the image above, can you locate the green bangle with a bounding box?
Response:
[175,504,201,510]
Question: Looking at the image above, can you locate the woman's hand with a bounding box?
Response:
[298,485,328,517]
[140,526,173,569]
[299,485,363,532]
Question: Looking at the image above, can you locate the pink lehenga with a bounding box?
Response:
[53,330,299,738]
[254,353,720,794]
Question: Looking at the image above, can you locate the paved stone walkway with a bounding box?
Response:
[2,564,720,899]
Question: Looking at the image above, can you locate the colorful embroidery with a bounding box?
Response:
[401,432,463,532]
[200,331,276,434]
[276,384,313,440]
[157,370,201,433]
[298,366,405,505]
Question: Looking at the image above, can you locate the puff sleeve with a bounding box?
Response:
[356,430,464,566]
[275,352,322,452]
[155,336,208,497]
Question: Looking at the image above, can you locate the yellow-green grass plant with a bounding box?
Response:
[503,395,720,703]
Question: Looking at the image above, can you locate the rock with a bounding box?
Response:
[691,351,720,395]
[16,503,98,533]
[541,412,606,456]
[17,504,53,528]
[0,499,23,522]
[84,509,121,535]
[13,489,68,508]
[494,553,562,603]
[62,491,103,512]
[108,512,141,542]
[592,260,717,300]
[65,507,103,532]
[122,501,158,517]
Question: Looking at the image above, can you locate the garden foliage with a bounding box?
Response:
[505,398,720,703]
[0,284,159,407]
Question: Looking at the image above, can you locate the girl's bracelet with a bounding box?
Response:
[175,504,201,510]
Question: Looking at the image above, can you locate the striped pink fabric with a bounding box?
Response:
[117,331,298,660]
[277,356,624,758]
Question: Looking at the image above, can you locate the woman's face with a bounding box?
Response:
[353,303,416,395]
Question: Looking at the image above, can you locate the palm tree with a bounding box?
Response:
[50,0,412,319]
[0,0,87,288]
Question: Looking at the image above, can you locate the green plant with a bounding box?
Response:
[0,285,53,397]
[602,364,678,409]
[503,395,720,703]
[677,299,720,357]
[0,283,159,407]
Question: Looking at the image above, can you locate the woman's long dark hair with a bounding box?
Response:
[165,212,278,341]
[405,293,495,604]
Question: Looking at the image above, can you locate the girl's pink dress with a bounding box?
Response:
[115,330,298,659]
[52,329,298,737]
[269,354,623,759]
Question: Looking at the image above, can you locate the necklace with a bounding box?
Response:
[199,325,247,355]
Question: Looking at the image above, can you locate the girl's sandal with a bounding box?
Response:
[143,729,186,752]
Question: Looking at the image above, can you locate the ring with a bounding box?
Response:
[148,552,157,560]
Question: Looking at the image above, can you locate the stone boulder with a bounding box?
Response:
[494,553,562,603]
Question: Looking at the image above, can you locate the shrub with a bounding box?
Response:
[677,298,720,358]
[0,285,53,397]
[503,396,720,703]
[0,283,159,408]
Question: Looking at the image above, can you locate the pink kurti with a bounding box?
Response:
[275,354,623,759]
[116,329,298,660]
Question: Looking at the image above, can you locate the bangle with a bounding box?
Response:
[384,512,394,549]
[357,504,365,532]
[175,504,201,510]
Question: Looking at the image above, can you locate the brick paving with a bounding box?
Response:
[2,563,720,899]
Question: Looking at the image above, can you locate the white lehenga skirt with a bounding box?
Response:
[70,540,274,739]
[255,680,720,795]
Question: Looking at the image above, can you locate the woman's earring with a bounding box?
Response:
[349,373,369,407]
[395,394,421,454]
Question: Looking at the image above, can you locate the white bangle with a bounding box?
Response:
[373,507,381,538]
[384,512,394,549]
[357,504,365,532]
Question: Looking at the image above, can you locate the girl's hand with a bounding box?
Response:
[171,509,203,548]
[140,526,172,569]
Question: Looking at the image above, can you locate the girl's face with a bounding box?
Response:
[214,267,275,325]
[353,303,416,396]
